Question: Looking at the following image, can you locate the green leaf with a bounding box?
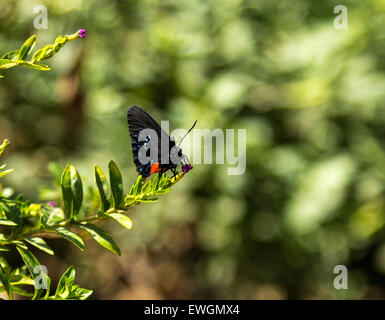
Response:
[141,181,152,194]
[106,212,133,230]
[0,244,10,252]
[0,219,17,226]
[41,206,65,226]
[0,277,12,299]
[152,189,171,195]
[159,175,172,189]
[12,286,33,297]
[0,257,10,273]
[133,175,143,195]
[0,59,17,70]
[77,223,121,255]
[52,227,85,251]
[0,139,10,155]
[25,237,54,255]
[31,46,48,63]
[55,266,75,299]
[18,61,50,71]
[94,165,111,212]
[10,241,28,249]
[61,164,72,218]
[1,50,20,60]
[109,161,123,209]
[3,203,21,226]
[0,267,13,300]
[18,35,36,60]
[16,246,50,300]
[9,275,34,286]
[124,195,137,206]
[61,164,83,219]
[67,286,93,300]
[152,173,161,190]
[0,169,13,178]
[51,266,92,300]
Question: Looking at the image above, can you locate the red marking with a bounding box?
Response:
[150,162,161,174]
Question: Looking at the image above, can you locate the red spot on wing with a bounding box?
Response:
[150,162,161,174]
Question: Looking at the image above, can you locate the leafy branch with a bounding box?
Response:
[0,139,186,300]
[0,29,86,78]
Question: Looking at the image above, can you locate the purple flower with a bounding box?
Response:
[182,164,193,173]
[77,29,87,39]
[47,201,56,208]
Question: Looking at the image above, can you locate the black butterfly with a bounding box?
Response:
[127,105,195,178]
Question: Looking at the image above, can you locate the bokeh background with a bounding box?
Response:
[1,0,385,299]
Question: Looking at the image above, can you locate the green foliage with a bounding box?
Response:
[0,139,186,299]
[124,171,183,206]
[0,140,13,178]
[0,31,85,77]
[54,266,92,300]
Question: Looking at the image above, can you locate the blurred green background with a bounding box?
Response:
[1,0,385,299]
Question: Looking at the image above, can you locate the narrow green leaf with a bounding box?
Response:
[0,169,14,178]
[11,286,33,297]
[124,195,137,206]
[18,35,36,60]
[11,241,28,249]
[0,244,10,252]
[9,275,34,286]
[16,246,50,300]
[25,237,54,255]
[31,46,49,63]
[61,164,83,219]
[159,175,172,189]
[77,223,121,256]
[152,189,171,195]
[0,257,10,273]
[0,59,17,70]
[0,219,17,226]
[151,173,161,190]
[41,207,65,226]
[0,271,13,300]
[94,165,110,211]
[141,181,152,194]
[19,61,50,71]
[52,227,84,251]
[1,50,20,60]
[61,164,72,219]
[109,161,123,209]
[0,139,10,155]
[133,175,143,195]
[55,266,75,299]
[70,166,83,217]
[67,286,93,300]
[106,213,133,230]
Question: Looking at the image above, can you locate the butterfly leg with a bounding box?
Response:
[171,167,178,178]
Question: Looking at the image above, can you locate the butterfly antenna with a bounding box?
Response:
[178,120,197,147]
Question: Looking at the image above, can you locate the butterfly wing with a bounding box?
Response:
[127,105,176,177]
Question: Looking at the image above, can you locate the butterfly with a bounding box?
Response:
[127,105,195,178]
